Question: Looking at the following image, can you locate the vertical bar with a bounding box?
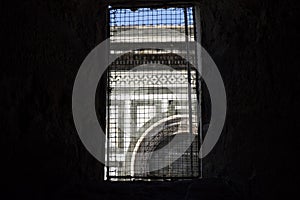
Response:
[106,6,112,181]
[193,5,202,178]
[184,7,194,176]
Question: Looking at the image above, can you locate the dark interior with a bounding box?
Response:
[1,0,297,199]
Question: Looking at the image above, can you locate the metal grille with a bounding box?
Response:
[106,6,200,181]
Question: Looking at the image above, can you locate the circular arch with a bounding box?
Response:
[131,114,197,176]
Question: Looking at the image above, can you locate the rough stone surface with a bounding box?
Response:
[200,0,298,199]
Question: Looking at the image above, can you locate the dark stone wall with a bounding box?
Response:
[200,0,298,199]
[1,0,107,193]
[1,0,297,199]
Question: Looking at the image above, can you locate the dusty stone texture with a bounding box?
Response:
[57,178,240,200]
[1,0,107,192]
[0,0,298,199]
[200,0,298,199]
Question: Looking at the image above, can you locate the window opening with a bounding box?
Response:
[105,6,201,181]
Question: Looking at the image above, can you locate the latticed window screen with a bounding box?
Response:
[106,6,201,181]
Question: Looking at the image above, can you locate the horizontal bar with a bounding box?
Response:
[107,175,200,179]
[109,42,196,51]
[108,1,198,9]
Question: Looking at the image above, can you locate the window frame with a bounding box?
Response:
[100,2,203,181]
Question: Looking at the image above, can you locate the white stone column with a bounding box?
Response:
[124,100,131,151]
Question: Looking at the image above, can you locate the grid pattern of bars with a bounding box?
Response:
[106,6,200,181]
